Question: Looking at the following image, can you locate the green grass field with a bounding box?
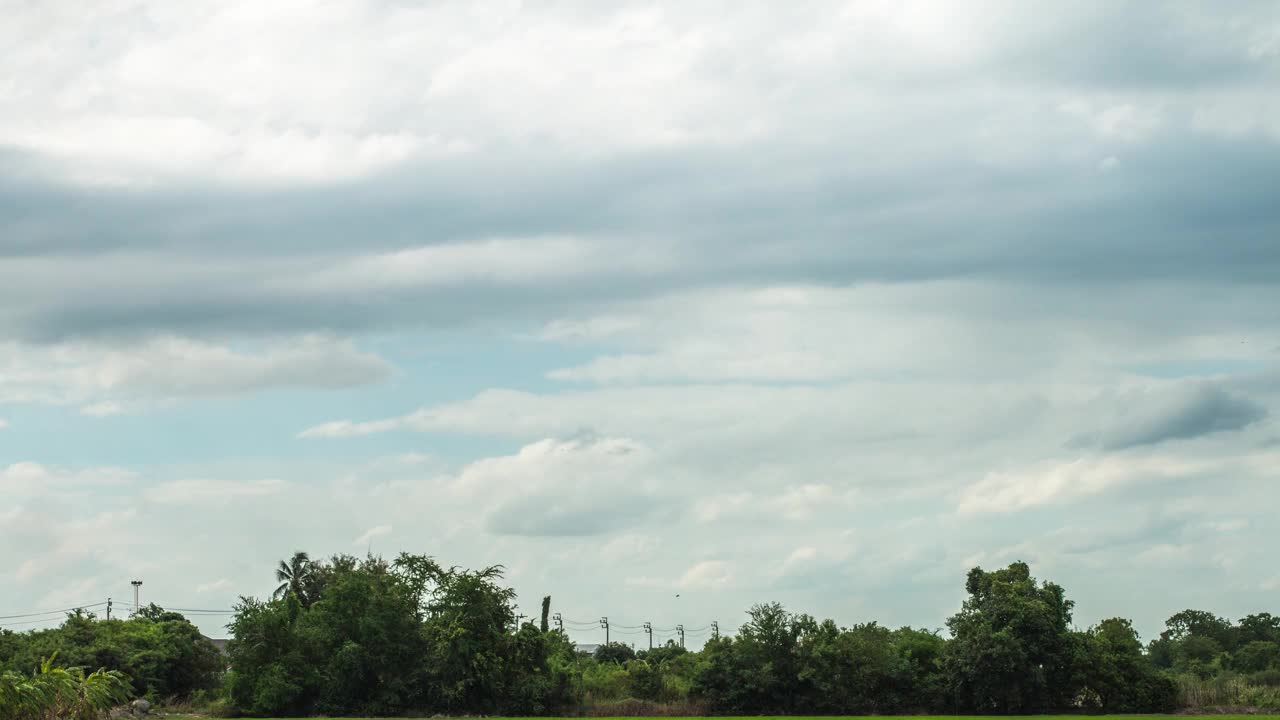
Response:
[222,715,1280,720]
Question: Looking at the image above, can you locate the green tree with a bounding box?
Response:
[1078,618,1177,712]
[693,602,813,713]
[594,642,636,665]
[892,626,949,711]
[796,620,904,713]
[1233,641,1280,673]
[419,563,517,713]
[943,562,1078,713]
[0,609,220,700]
[540,596,551,633]
[1238,613,1280,645]
[273,551,314,605]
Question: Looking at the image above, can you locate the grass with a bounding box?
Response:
[208,716,1280,719]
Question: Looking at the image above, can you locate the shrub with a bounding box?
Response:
[0,656,131,720]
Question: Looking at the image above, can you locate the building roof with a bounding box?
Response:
[202,635,229,655]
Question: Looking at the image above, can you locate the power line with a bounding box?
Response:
[0,602,108,620]
[0,617,77,629]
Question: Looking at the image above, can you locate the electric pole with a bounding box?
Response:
[130,580,142,615]
[643,621,652,651]
[600,616,609,646]
[106,598,112,621]
[711,620,719,640]
[676,624,685,648]
[553,612,563,631]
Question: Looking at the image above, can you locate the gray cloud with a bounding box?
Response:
[484,495,675,537]
[1073,384,1268,451]
[1,136,1278,341]
[1,0,1278,342]
[3,0,1280,642]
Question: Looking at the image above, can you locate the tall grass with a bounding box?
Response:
[0,655,132,720]
[1177,673,1280,711]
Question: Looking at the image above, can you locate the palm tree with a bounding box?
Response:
[273,551,312,603]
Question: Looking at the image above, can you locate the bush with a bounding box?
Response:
[1251,668,1280,687]
[0,656,132,720]
[1242,685,1280,711]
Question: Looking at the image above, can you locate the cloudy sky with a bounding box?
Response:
[2,0,1279,644]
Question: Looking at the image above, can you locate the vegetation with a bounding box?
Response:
[2,555,1278,716]
[0,607,221,702]
[0,654,131,720]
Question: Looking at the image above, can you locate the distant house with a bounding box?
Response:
[574,643,601,655]
[202,635,229,655]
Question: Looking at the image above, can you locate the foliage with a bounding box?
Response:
[0,654,131,720]
[272,551,315,606]
[0,610,221,700]
[594,642,637,665]
[943,562,1079,713]
[13,553,1277,716]
[1077,618,1178,712]
[226,553,579,717]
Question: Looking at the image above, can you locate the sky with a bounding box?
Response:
[1,0,1279,647]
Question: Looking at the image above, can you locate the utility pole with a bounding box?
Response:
[106,598,112,621]
[711,620,720,640]
[600,616,609,646]
[553,612,563,631]
[676,624,685,648]
[643,621,652,651]
[130,580,142,615]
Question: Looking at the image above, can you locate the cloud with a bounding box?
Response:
[2,0,1279,644]
[0,462,137,499]
[354,525,393,547]
[781,546,818,573]
[143,478,288,506]
[1072,384,1267,450]
[196,578,234,594]
[450,436,673,537]
[81,401,125,417]
[1,335,392,405]
[678,560,732,589]
[957,451,1280,515]
[298,418,402,439]
[0,2,1277,344]
[0,418,7,429]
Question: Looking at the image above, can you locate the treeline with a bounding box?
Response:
[2,555,1278,716]
[0,605,222,701]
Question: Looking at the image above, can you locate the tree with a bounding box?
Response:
[1233,641,1280,673]
[943,562,1078,713]
[1078,618,1177,712]
[273,551,314,605]
[419,563,517,713]
[692,602,814,713]
[892,627,948,711]
[593,642,636,665]
[0,609,221,700]
[1238,613,1280,645]
[540,596,551,633]
[796,620,904,713]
